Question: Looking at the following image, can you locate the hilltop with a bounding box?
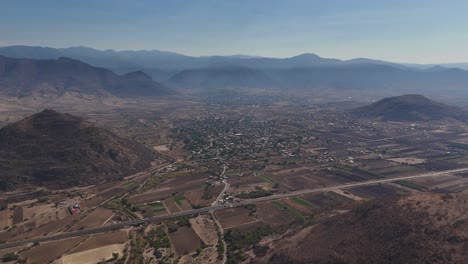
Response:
[254,191,468,264]
[0,109,156,190]
[353,94,467,121]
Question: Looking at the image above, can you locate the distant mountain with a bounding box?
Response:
[167,63,468,95]
[353,94,467,121]
[406,62,468,71]
[440,62,468,71]
[0,45,414,75]
[2,46,468,99]
[167,65,272,89]
[0,55,172,100]
[255,192,468,264]
[0,109,156,190]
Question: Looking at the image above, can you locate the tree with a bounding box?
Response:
[196,247,202,256]
[153,250,163,259]
[2,253,19,262]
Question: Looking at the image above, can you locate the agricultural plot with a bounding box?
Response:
[282,197,319,215]
[322,168,369,182]
[12,207,23,225]
[271,201,305,220]
[333,165,385,180]
[302,192,352,209]
[22,203,55,220]
[190,215,219,246]
[270,174,319,191]
[388,157,426,165]
[347,184,405,199]
[100,187,125,200]
[128,173,209,205]
[0,210,10,230]
[168,226,202,255]
[121,181,140,191]
[175,197,193,211]
[69,207,114,231]
[82,195,103,209]
[163,199,182,214]
[256,202,296,227]
[142,202,168,215]
[33,207,69,227]
[418,160,465,171]
[307,171,351,186]
[185,184,224,207]
[412,175,468,193]
[214,207,257,229]
[0,246,27,259]
[62,244,126,264]
[68,231,128,254]
[19,237,84,263]
[7,213,80,241]
[370,165,420,177]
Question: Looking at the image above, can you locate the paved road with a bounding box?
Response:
[1,166,466,250]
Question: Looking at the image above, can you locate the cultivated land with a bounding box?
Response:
[0,93,468,263]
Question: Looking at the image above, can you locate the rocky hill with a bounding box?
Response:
[0,109,156,190]
[353,94,467,121]
[0,55,172,100]
[254,191,468,264]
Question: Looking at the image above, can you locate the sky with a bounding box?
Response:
[1,0,467,63]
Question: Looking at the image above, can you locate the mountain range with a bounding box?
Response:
[0,109,156,190]
[2,45,467,71]
[0,55,172,101]
[1,46,468,101]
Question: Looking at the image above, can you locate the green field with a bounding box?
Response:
[258,175,274,183]
[148,202,164,208]
[122,181,139,190]
[437,154,463,160]
[291,197,319,209]
[271,201,305,220]
[395,180,427,191]
[174,196,186,206]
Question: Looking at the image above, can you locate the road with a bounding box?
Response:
[1,166,466,250]
[212,165,230,206]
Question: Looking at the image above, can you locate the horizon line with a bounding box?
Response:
[0,44,466,66]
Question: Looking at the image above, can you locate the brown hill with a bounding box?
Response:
[255,192,468,264]
[0,55,172,100]
[353,94,467,122]
[0,109,156,190]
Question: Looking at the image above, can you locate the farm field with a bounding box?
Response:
[0,210,10,230]
[189,215,218,246]
[69,207,114,231]
[214,207,257,229]
[19,237,84,263]
[168,226,202,255]
[68,231,128,254]
[256,202,296,227]
[61,244,126,264]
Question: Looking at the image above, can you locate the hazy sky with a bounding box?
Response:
[1,0,467,63]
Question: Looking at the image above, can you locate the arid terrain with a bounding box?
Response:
[0,92,467,264]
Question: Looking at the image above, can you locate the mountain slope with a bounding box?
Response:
[0,55,172,100]
[0,109,156,190]
[353,94,467,121]
[255,191,468,264]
